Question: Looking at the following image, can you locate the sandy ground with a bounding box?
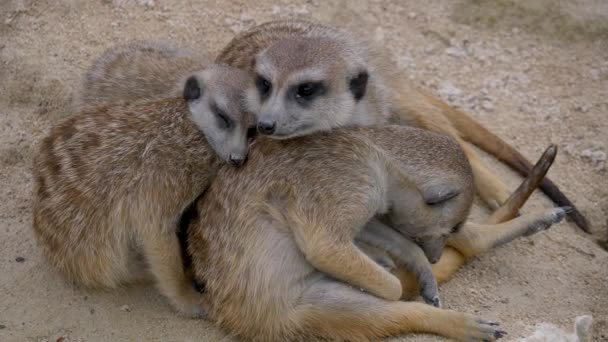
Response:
[1,0,607,341]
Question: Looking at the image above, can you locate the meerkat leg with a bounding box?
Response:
[450,207,569,258]
[394,248,466,300]
[286,209,402,301]
[357,218,440,307]
[140,226,205,317]
[293,229,403,301]
[295,277,505,341]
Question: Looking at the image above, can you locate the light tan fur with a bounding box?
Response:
[75,40,209,112]
[32,63,255,316]
[216,19,588,232]
[187,125,567,341]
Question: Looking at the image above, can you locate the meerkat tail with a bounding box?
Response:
[485,145,557,224]
[420,92,590,233]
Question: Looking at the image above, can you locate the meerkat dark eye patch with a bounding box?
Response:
[183,76,202,101]
[291,81,326,105]
[255,75,272,100]
[210,102,233,129]
[349,70,369,101]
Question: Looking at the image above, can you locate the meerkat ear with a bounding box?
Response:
[349,70,369,101]
[183,75,203,101]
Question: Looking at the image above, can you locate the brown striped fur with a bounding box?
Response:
[32,62,255,316]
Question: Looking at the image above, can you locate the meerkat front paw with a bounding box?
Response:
[418,269,441,308]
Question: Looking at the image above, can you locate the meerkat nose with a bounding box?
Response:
[228,155,245,167]
[257,120,276,135]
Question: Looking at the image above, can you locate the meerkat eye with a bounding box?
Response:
[210,103,233,129]
[256,76,272,99]
[294,82,325,103]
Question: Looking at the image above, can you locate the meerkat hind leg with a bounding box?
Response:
[140,226,205,317]
[449,207,569,258]
[296,277,505,341]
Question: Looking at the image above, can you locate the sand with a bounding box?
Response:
[1,0,606,341]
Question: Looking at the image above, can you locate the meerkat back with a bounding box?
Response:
[75,40,209,112]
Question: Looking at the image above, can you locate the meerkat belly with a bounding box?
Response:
[208,214,318,328]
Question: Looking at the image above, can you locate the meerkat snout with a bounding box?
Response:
[228,154,246,166]
[257,119,276,135]
[183,76,202,101]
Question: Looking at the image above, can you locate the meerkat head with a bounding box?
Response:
[246,37,371,139]
[384,182,474,264]
[183,65,257,166]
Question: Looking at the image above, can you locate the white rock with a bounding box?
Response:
[445,46,466,57]
[481,100,495,111]
[438,81,462,98]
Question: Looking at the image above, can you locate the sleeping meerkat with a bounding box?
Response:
[32,67,255,317]
[187,125,568,341]
[215,19,588,233]
[74,40,209,112]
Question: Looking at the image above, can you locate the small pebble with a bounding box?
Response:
[438,81,462,98]
[15,256,25,263]
[120,304,131,312]
[482,100,495,111]
[445,46,466,57]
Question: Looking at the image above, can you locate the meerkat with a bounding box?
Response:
[215,19,588,233]
[74,40,209,112]
[32,66,255,317]
[187,125,568,341]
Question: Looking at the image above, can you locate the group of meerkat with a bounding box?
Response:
[32,20,577,341]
